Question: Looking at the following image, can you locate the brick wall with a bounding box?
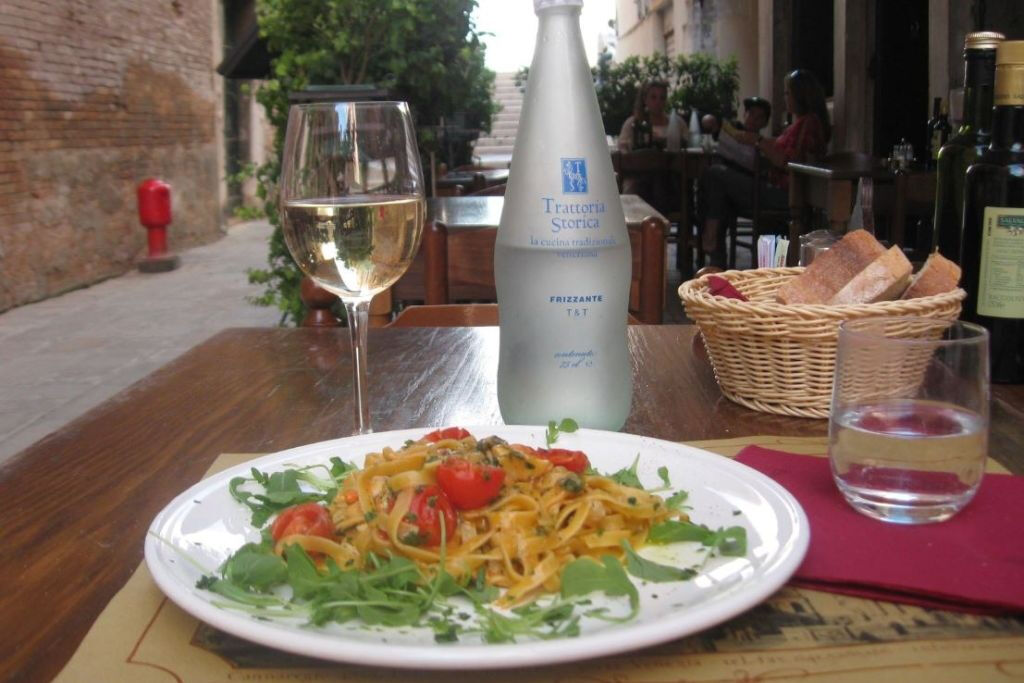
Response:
[0,0,222,311]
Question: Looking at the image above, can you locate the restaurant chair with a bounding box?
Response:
[423,216,667,324]
[730,149,790,268]
[297,276,393,328]
[871,170,937,262]
[388,303,499,327]
[434,184,466,197]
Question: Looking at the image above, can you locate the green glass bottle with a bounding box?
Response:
[932,31,1004,260]
[961,40,1024,384]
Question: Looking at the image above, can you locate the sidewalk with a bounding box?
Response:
[0,219,281,466]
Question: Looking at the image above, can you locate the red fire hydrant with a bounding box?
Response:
[136,178,180,272]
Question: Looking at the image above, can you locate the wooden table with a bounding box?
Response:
[786,154,935,264]
[435,168,510,193]
[427,194,665,230]
[2,326,1022,681]
[394,195,668,306]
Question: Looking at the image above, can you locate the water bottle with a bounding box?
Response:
[494,0,632,430]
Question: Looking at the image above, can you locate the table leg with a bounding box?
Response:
[787,172,804,266]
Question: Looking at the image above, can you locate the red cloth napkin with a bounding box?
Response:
[735,446,1024,614]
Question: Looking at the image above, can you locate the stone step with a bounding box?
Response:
[473,143,515,154]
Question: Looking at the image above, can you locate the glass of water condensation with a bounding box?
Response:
[828,317,990,524]
[279,102,425,434]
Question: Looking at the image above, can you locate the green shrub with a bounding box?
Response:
[245,0,496,326]
[518,50,739,137]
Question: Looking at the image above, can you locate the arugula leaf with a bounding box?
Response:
[705,526,748,557]
[621,541,697,582]
[222,543,287,591]
[663,490,689,511]
[560,556,638,615]
[656,466,671,488]
[607,454,643,489]
[648,520,712,544]
[475,600,581,643]
[545,418,579,447]
[647,520,748,557]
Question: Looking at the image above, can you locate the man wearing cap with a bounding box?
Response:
[715,96,772,172]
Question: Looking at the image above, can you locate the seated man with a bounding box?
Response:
[715,96,771,173]
[696,96,774,267]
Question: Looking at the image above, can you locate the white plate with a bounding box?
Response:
[145,427,809,669]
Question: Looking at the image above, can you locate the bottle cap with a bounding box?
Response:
[994,41,1024,106]
[964,31,1004,51]
[995,40,1024,65]
[534,0,583,12]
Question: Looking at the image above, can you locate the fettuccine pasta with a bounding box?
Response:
[274,429,687,606]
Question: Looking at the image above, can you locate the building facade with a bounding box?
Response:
[0,0,228,312]
[614,0,1024,155]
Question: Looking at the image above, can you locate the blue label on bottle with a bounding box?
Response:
[561,158,587,194]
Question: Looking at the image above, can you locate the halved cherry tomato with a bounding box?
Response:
[533,447,590,474]
[270,502,333,542]
[422,426,472,443]
[405,485,458,546]
[436,457,506,510]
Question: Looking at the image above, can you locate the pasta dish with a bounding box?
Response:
[271,427,685,605]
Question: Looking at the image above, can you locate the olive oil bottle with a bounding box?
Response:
[961,40,1024,383]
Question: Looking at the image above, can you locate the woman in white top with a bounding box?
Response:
[617,81,684,152]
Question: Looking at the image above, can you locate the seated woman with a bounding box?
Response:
[698,69,830,267]
[617,81,684,213]
[618,81,684,152]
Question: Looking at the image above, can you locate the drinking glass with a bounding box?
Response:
[279,101,425,434]
[828,317,990,524]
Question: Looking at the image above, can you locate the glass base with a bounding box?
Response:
[835,479,978,524]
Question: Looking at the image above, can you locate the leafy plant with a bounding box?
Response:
[244,0,497,325]
[517,49,739,137]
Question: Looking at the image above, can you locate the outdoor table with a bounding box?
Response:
[1,326,1022,681]
[786,155,935,264]
[435,168,510,193]
[394,194,667,305]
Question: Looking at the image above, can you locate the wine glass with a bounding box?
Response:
[279,101,425,434]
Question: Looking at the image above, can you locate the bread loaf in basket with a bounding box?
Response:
[678,267,966,418]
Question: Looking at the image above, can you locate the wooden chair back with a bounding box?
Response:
[389,303,499,327]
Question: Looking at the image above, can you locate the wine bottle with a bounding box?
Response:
[633,115,652,150]
[933,32,1004,259]
[495,0,632,429]
[929,99,952,166]
[925,97,942,169]
[961,40,1024,384]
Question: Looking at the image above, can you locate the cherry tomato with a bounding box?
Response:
[436,457,506,510]
[406,485,458,546]
[422,426,472,443]
[534,447,590,474]
[271,502,334,542]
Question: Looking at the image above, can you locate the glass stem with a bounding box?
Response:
[344,298,372,434]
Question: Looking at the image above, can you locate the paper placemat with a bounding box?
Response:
[56,436,1024,682]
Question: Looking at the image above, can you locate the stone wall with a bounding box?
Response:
[0,0,222,312]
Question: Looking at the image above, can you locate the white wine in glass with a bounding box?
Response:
[280,101,425,434]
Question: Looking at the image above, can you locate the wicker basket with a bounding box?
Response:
[678,267,966,419]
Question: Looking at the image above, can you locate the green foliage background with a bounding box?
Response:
[519,51,740,137]
[245,0,496,325]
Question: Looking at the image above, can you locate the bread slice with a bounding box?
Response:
[900,251,961,299]
[828,245,913,305]
[775,230,886,304]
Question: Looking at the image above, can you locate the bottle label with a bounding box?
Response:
[978,206,1024,318]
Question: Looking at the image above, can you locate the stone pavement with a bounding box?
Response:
[0,219,281,466]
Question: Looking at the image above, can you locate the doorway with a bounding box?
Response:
[872,0,929,160]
